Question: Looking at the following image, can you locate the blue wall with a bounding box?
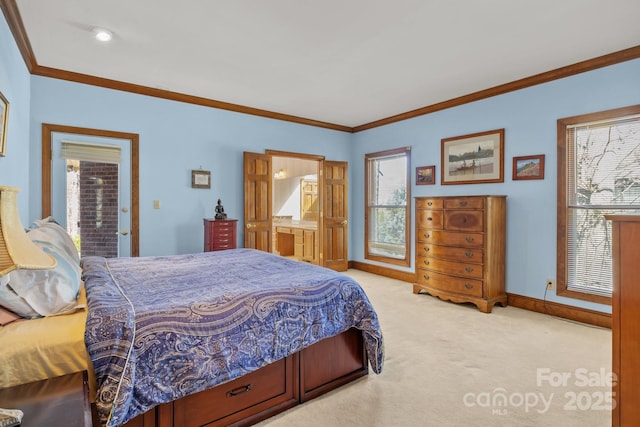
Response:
[3,10,640,313]
[350,59,640,314]
[0,11,32,222]
[28,77,352,256]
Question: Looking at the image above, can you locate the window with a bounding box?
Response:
[558,105,640,304]
[365,147,411,266]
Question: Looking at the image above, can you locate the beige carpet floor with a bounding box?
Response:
[256,269,612,427]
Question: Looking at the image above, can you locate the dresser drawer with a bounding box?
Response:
[444,210,484,232]
[416,229,484,247]
[417,243,483,263]
[416,198,444,209]
[417,255,483,279]
[416,210,443,229]
[416,269,483,298]
[212,225,235,233]
[444,197,484,210]
[173,357,294,427]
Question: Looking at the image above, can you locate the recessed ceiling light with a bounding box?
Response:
[93,28,113,42]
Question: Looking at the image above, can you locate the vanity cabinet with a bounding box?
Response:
[414,195,507,313]
[274,224,317,264]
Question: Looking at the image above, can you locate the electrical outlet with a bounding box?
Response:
[546,279,555,290]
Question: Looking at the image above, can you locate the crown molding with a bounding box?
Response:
[3,0,639,133]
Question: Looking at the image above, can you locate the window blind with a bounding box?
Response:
[61,141,121,164]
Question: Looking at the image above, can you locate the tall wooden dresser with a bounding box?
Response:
[414,195,507,313]
[203,218,238,251]
[606,215,640,427]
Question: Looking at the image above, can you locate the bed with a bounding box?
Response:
[89,248,385,427]
[1,218,384,427]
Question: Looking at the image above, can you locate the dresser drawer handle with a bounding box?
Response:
[464,283,473,289]
[423,247,430,252]
[427,217,433,221]
[427,201,433,206]
[465,251,473,258]
[459,201,468,207]
[423,260,430,266]
[465,236,474,242]
[465,267,474,273]
[424,233,431,239]
[227,384,253,397]
[423,274,430,280]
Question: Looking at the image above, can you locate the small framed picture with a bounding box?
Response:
[191,170,211,188]
[416,165,436,185]
[513,154,545,180]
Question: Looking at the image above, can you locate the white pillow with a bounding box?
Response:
[0,219,81,317]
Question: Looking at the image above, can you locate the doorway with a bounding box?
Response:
[42,124,140,257]
[243,150,349,271]
[271,155,319,264]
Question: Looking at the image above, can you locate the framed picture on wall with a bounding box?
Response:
[441,128,504,185]
[0,90,9,157]
[416,165,436,185]
[513,154,545,180]
[191,169,211,189]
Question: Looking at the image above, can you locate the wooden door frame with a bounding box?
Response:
[41,123,140,257]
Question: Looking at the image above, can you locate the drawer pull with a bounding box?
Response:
[465,267,474,273]
[427,201,433,206]
[423,260,430,266]
[459,201,468,207]
[465,251,473,258]
[465,236,474,243]
[423,247,430,252]
[464,283,473,289]
[423,274,430,280]
[226,384,253,397]
[427,217,433,221]
[424,233,430,239]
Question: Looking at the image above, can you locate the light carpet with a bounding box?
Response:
[256,269,612,427]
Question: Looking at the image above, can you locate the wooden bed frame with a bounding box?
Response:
[119,328,367,427]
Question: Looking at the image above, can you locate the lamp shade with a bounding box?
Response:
[0,186,57,275]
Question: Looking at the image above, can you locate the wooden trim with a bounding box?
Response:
[31,65,354,133]
[0,0,36,72]
[2,0,639,132]
[507,293,611,329]
[364,147,411,267]
[41,123,140,257]
[353,45,640,132]
[265,149,325,161]
[556,105,640,306]
[349,260,417,284]
[349,262,611,328]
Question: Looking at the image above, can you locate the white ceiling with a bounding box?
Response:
[13,0,640,128]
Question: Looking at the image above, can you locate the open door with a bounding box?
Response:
[322,161,348,271]
[243,152,272,251]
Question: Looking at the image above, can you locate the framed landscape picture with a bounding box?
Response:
[513,154,545,180]
[416,165,435,185]
[0,90,8,157]
[441,129,504,185]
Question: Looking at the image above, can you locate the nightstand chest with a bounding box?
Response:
[204,218,238,251]
[0,371,92,427]
[414,195,507,313]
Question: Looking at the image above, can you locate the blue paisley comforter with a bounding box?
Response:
[82,249,384,427]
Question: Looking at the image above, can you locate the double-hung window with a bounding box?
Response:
[365,147,411,266]
[557,105,640,304]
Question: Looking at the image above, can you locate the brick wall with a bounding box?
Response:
[79,162,119,257]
